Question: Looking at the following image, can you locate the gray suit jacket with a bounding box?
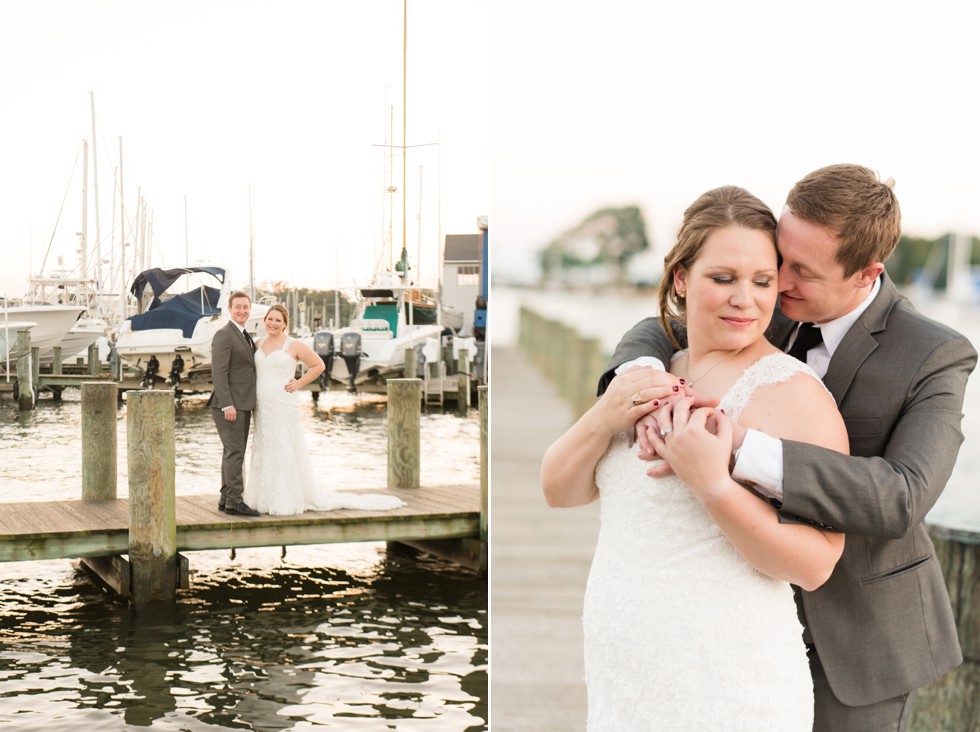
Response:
[209,320,257,411]
[600,274,977,705]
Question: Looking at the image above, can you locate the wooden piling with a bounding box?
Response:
[81,382,118,501]
[479,385,488,548]
[910,524,980,730]
[15,329,34,411]
[127,389,177,604]
[457,349,470,416]
[404,346,418,380]
[87,342,100,375]
[387,378,421,489]
[575,337,603,418]
[52,346,63,375]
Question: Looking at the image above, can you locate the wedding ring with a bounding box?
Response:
[631,394,642,406]
[660,428,673,438]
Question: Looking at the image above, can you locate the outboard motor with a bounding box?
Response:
[168,352,185,388]
[143,354,160,388]
[313,331,335,389]
[339,332,363,392]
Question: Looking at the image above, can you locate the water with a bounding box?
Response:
[494,285,980,532]
[0,390,486,731]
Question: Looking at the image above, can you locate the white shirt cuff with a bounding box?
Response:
[732,428,784,502]
[614,356,667,374]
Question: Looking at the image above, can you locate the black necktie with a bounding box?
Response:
[242,328,255,351]
[788,322,823,362]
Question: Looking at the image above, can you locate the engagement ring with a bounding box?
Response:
[631,394,642,406]
[660,428,673,438]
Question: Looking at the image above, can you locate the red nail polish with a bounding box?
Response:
[653,400,659,407]
[672,385,679,392]
[679,378,686,385]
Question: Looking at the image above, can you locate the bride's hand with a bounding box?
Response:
[648,397,735,502]
[591,367,685,438]
[284,378,300,393]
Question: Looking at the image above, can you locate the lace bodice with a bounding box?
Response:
[582,352,819,730]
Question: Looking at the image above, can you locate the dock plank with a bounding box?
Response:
[0,484,479,563]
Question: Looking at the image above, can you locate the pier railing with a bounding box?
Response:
[517,303,979,732]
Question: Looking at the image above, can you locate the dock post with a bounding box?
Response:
[87,342,100,375]
[387,378,421,489]
[910,523,980,730]
[404,346,418,380]
[127,389,177,604]
[52,346,63,375]
[81,382,118,500]
[479,385,488,572]
[576,337,603,418]
[15,329,34,410]
[456,349,470,416]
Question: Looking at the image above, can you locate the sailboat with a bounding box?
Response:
[13,97,119,365]
[325,0,456,391]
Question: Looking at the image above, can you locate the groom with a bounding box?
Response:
[599,164,977,731]
[209,289,259,516]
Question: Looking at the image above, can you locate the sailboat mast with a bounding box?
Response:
[90,92,102,288]
[118,137,126,321]
[401,0,408,272]
[80,139,89,280]
[184,195,189,265]
[248,184,256,300]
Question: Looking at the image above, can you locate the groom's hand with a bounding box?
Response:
[224,406,238,422]
[636,389,718,467]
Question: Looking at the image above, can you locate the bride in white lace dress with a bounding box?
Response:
[541,187,849,730]
[244,304,404,516]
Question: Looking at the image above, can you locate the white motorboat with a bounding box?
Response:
[0,305,86,362]
[0,321,37,364]
[328,272,447,390]
[114,266,268,380]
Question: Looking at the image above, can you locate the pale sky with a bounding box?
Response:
[492,0,980,282]
[0,0,489,299]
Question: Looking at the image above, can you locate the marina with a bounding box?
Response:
[0,378,486,729]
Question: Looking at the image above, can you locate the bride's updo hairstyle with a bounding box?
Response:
[264,303,289,328]
[657,185,777,348]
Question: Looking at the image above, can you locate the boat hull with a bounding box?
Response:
[0,306,85,361]
[329,323,444,387]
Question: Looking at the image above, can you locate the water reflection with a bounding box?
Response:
[0,389,485,730]
[1,548,486,730]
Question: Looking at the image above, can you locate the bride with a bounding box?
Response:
[540,186,849,730]
[244,304,404,516]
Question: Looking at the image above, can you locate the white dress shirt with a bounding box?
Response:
[732,277,881,500]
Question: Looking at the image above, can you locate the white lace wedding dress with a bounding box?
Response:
[583,353,820,731]
[244,338,405,516]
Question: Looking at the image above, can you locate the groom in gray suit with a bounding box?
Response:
[209,289,259,516]
[599,164,977,730]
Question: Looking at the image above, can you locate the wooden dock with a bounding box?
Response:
[0,378,487,604]
[0,485,479,564]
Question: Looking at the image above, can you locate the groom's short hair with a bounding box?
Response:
[228,290,251,307]
[786,163,901,276]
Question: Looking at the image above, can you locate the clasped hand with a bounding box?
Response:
[597,366,692,438]
[644,396,738,501]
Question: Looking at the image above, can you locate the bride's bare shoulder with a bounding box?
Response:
[740,368,848,454]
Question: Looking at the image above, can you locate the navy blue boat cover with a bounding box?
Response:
[128,267,226,338]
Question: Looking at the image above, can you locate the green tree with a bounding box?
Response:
[539,205,650,284]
